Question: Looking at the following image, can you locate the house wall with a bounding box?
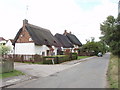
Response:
[35,45,50,56]
[15,43,35,55]
[52,46,58,55]
[15,43,58,56]
[5,40,14,54]
[35,45,58,56]
[16,28,33,43]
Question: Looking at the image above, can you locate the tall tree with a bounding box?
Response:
[100,15,120,57]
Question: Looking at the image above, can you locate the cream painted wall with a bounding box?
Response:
[35,45,50,56]
[15,43,58,56]
[5,40,14,54]
[15,43,35,55]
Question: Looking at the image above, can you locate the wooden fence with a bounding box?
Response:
[78,52,95,56]
[2,54,43,63]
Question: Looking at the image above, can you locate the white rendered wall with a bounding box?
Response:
[52,46,57,55]
[15,43,58,56]
[5,40,14,54]
[35,45,49,56]
[35,45,58,56]
[15,43,35,55]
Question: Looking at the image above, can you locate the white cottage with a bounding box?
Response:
[13,19,61,56]
[5,39,14,54]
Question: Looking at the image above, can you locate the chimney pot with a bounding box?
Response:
[63,30,68,35]
[23,19,28,26]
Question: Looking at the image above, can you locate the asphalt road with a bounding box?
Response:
[8,53,110,88]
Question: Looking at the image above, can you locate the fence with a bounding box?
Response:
[78,52,95,56]
[2,54,43,63]
[2,53,78,64]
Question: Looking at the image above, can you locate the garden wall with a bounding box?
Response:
[0,56,14,74]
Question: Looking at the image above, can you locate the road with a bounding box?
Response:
[8,53,110,88]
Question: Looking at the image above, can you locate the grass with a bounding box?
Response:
[0,70,25,79]
[107,54,119,88]
[77,56,90,60]
[17,61,43,64]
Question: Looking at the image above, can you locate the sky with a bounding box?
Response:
[0,0,118,44]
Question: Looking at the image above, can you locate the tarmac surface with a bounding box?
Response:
[0,56,97,88]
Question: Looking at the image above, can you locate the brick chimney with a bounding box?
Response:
[23,19,28,27]
[63,30,68,35]
[22,19,28,31]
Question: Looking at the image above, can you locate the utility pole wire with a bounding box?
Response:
[25,0,29,19]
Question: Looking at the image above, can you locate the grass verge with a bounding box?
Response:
[107,54,119,88]
[77,56,90,60]
[16,61,43,64]
[0,70,25,79]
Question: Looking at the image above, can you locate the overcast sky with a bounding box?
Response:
[0,0,118,44]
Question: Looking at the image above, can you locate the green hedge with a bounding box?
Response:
[43,55,70,64]
[43,53,78,64]
[70,53,78,60]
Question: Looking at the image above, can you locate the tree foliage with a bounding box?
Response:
[100,15,120,57]
[0,45,10,55]
[80,37,108,55]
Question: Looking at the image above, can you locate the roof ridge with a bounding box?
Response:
[27,23,50,32]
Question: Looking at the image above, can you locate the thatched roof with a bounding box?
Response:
[55,33,74,48]
[66,33,82,46]
[13,21,60,47]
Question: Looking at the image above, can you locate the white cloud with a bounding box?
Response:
[0,0,118,44]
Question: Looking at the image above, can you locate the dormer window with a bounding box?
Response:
[29,38,33,41]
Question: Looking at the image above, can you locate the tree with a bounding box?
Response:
[100,15,120,57]
[80,37,108,56]
[0,45,10,55]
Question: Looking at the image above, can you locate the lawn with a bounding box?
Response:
[107,54,119,88]
[77,56,90,60]
[0,70,25,79]
[16,61,43,64]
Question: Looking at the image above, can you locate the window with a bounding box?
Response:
[29,38,33,41]
[42,52,45,56]
[20,35,23,37]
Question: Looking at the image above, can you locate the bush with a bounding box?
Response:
[33,54,43,63]
[43,53,78,64]
[70,53,78,60]
[43,55,70,64]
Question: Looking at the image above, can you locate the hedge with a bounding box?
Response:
[43,53,78,64]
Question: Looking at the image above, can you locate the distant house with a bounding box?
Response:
[54,33,73,54]
[5,39,14,54]
[64,30,82,53]
[64,32,82,53]
[55,30,82,54]
[13,19,60,56]
[0,37,6,45]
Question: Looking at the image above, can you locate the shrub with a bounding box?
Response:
[70,53,78,60]
[33,54,43,63]
[43,55,70,64]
